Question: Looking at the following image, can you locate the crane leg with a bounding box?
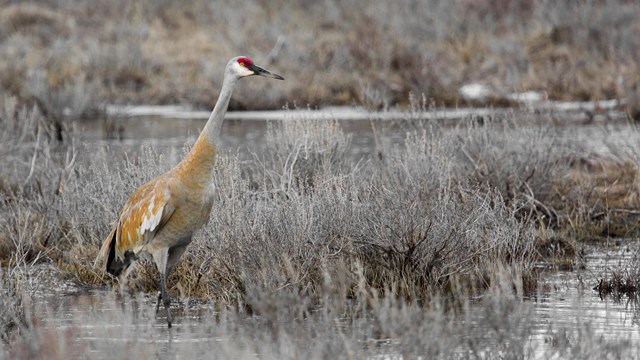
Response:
[160,269,172,328]
[153,249,172,328]
[118,262,137,294]
[155,291,162,314]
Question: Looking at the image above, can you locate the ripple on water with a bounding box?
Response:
[531,242,640,348]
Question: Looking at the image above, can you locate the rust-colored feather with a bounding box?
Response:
[95,176,175,273]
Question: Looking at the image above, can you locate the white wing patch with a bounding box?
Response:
[131,203,165,254]
[138,200,164,235]
[115,179,175,258]
[140,203,164,236]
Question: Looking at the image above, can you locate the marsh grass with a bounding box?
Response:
[2,97,640,356]
[0,268,23,345]
[594,270,638,298]
[2,97,639,299]
[0,97,78,266]
[594,245,640,299]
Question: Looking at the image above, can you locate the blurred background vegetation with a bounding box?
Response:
[0,0,638,116]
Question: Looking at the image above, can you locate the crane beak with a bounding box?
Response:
[250,64,284,80]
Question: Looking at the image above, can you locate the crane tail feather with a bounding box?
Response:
[95,224,138,277]
[94,226,121,275]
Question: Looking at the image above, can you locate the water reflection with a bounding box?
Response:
[79,111,638,163]
[20,244,640,358]
[532,243,640,348]
[30,288,223,359]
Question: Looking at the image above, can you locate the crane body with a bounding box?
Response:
[95,56,283,327]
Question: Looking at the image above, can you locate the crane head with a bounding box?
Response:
[229,56,284,80]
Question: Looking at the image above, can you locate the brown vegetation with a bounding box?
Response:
[2,97,639,304]
[0,0,638,115]
[1,104,639,356]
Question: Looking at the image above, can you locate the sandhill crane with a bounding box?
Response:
[95,56,283,327]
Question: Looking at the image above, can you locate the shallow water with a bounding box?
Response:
[530,242,640,347]
[35,290,224,359]
[79,105,637,161]
[17,242,640,358]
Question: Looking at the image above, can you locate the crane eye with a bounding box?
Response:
[239,62,246,67]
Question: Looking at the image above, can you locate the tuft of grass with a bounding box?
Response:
[594,247,640,299]
[0,268,24,346]
[0,97,77,265]
[594,270,638,298]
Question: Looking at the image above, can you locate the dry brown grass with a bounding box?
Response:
[2,98,640,357]
[1,96,639,309]
[551,157,640,241]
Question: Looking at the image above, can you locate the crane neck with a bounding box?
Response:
[176,73,238,181]
[198,73,239,146]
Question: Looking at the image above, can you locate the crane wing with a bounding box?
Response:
[116,178,175,256]
[95,177,176,272]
